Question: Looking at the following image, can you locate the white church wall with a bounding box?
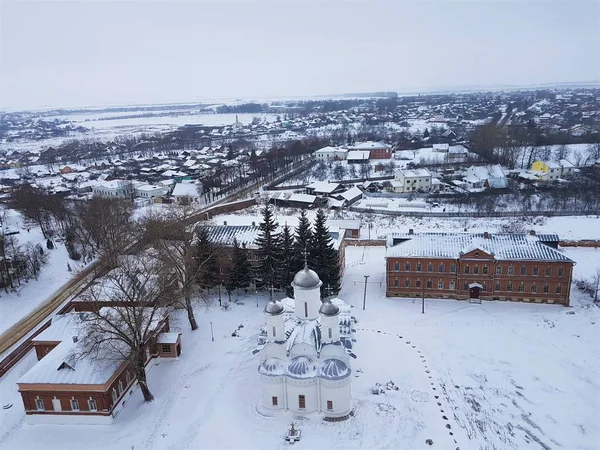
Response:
[320,315,340,342]
[289,343,318,360]
[320,344,349,365]
[293,289,320,320]
[319,379,352,417]
[264,314,285,342]
[260,376,286,411]
[286,379,319,414]
[261,343,287,362]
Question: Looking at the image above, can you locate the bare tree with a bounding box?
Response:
[141,208,220,330]
[591,267,600,303]
[23,242,49,280]
[71,197,135,261]
[77,255,175,402]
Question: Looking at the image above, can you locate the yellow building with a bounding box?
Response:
[531,160,574,181]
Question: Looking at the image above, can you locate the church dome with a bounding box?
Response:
[292,267,322,289]
[318,359,350,380]
[264,299,284,315]
[258,358,286,377]
[287,356,318,379]
[319,298,340,316]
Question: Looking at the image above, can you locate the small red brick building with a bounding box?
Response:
[18,310,181,424]
[385,231,574,305]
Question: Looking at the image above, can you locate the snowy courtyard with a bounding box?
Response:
[1,246,599,450]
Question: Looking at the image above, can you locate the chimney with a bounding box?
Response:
[483,231,489,239]
[529,230,536,236]
[408,228,414,235]
[223,221,227,226]
[72,336,78,343]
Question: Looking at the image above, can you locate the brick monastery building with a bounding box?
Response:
[385,231,575,305]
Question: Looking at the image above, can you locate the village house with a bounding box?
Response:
[385,231,574,305]
[171,180,202,203]
[18,310,181,424]
[346,150,370,164]
[463,164,508,190]
[91,180,134,199]
[134,184,171,199]
[390,168,432,193]
[314,146,348,162]
[350,141,392,159]
[531,160,576,181]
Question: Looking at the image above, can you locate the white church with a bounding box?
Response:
[257,264,355,419]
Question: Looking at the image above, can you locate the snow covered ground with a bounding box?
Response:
[1,245,598,450]
[0,211,80,336]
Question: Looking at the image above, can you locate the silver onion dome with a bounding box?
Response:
[319,298,340,316]
[292,267,322,289]
[264,299,284,315]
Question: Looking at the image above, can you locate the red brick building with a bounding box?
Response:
[385,231,574,305]
[18,310,181,424]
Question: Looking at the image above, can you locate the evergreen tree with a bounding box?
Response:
[46,238,54,250]
[423,128,430,138]
[292,209,312,275]
[195,226,220,289]
[226,238,251,300]
[255,204,282,297]
[309,209,340,298]
[279,224,295,297]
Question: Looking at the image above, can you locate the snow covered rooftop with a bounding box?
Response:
[32,313,89,343]
[306,181,341,194]
[339,186,363,201]
[386,232,573,262]
[346,150,370,160]
[351,141,391,150]
[18,338,122,386]
[157,332,181,344]
[201,225,260,248]
[172,181,200,198]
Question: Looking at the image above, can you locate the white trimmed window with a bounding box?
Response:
[88,399,97,412]
[118,380,124,395]
[35,398,44,411]
[71,399,80,411]
[112,388,118,403]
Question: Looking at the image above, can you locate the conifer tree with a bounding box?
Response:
[195,226,220,290]
[279,223,295,297]
[226,238,251,300]
[309,209,340,298]
[292,209,312,275]
[255,204,281,297]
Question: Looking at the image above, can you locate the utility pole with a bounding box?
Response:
[422,281,425,314]
[363,275,370,310]
[218,283,222,307]
[210,321,214,342]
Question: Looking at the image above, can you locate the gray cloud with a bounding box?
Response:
[1,0,598,108]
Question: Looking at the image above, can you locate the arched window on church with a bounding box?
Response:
[272,326,276,337]
[304,302,308,318]
[328,328,332,339]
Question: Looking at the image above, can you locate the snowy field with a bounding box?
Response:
[1,245,598,450]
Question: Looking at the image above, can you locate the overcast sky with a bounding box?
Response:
[1,0,599,109]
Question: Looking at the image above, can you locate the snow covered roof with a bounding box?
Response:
[339,186,363,201]
[306,181,341,194]
[396,168,431,178]
[172,181,200,198]
[314,146,342,154]
[346,150,370,160]
[156,332,180,344]
[32,313,89,343]
[201,225,260,248]
[351,141,391,150]
[318,359,350,380]
[287,356,318,379]
[386,232,573,262]
[326,219,361,230]
[18,339,122,386]
[288,193,317,204]
[285,319,321,354]
[258,358,286,377]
